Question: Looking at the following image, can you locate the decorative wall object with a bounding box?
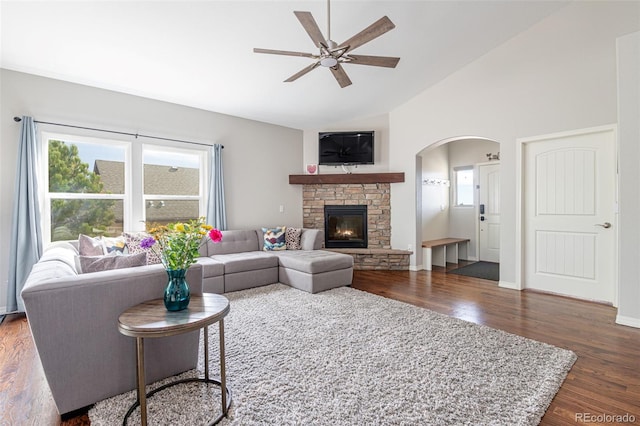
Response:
[423,178,450,186]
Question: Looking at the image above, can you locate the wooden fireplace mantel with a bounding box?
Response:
[289,172,404,185]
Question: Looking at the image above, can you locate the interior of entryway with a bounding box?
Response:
[418,137,500,278]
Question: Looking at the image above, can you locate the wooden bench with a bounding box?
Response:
[422,238,470,271]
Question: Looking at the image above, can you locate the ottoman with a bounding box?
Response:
[273,250,354,293]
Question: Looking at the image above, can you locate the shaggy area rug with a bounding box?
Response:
[90,284,576,425]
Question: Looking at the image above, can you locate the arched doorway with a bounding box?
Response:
[417,136,500,273]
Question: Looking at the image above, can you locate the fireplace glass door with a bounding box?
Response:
[324,205,367,248]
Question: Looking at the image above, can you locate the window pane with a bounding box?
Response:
[48,140,125,194]
[145,200,200,226]
[456,169,474,206]
[143,151,200,196]
[50,199,123,241]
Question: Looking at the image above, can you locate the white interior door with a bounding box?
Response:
[523,127,616,303]
[479,163,500,263]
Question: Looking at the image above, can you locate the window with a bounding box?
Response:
[43,132,207,243]
[44,134,128,241]
[454,166,474,206]
[143,146,204,226]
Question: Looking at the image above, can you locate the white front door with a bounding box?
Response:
[523,126,616,303]
[479,163,500,263]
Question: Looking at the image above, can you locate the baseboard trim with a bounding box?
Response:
[615,315,640,329]
[0,307,22,316]
[498,280,520,290]
[409,264,422,272]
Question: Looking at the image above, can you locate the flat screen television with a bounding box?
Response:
[318,131,374,165]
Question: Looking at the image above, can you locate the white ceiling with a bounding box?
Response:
[1,1,569,130]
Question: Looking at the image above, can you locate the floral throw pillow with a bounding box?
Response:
[123,232,163,265]
[262,226,287,251]
[285,227,302,250]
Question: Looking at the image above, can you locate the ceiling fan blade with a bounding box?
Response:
[346,54,400,68]
[294,11,327,49]
[254,48,316,58]
[339,16,396,52]
[284,62,321,82]
[330,64,352,88]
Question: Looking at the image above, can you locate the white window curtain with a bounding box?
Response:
[6,116,43,314]
[206,144,227,230]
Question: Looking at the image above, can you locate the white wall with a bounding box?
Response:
[616,31,640,327]
[389,1,640,293]
[303,114,390,174]
[420,144,449,241]
[0,69,303,311]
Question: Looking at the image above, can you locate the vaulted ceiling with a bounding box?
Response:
[1,1,568,129]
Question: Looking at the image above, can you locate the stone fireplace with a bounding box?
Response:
[324,205,368,248]
[290,173,410,270]
[301,183,391,249]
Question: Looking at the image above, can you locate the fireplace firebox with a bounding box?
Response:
[324,205,368,248]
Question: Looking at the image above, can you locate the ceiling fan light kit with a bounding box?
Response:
[254,0,400,88]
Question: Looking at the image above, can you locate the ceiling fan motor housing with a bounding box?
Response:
[320,56,338,67]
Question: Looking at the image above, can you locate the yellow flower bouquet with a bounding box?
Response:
[141,216,223,271]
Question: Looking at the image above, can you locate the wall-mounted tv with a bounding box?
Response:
[318,131,374,165]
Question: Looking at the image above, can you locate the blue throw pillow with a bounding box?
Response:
[262,227,286,251]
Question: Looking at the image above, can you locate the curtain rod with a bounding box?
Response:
[13,116,223,149]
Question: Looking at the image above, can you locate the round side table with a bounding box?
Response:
[118,293,231,426]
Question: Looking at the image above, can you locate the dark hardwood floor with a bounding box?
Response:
[1,267,639,425]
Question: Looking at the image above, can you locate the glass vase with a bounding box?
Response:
[164,269,190,311]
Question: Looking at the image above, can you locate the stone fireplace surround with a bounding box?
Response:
[290,173,411,270]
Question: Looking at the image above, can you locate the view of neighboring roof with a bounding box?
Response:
[94,160,199,223]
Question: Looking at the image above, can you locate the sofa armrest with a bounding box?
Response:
[301,228,322,250]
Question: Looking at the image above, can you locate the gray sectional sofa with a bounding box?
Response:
[198,228,353,294]
[21,227,353,415]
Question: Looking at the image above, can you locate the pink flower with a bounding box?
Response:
[209,228,223,243]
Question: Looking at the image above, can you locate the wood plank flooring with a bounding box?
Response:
[1,267,639,425]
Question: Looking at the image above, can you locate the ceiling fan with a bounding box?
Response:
[253,0,400,88]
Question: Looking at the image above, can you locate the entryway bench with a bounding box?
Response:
[422,238,470,271]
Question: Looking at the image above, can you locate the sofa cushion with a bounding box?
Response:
[196,257,225,278]
[285,227,302,250]
[39,242,80,272]
[205,230,260,255]
[77,252,148,274]
[24,258,77,288]
[211,252,279,274]
[300,229,323,250]
[274,250,353,274]
[262,226,286,251]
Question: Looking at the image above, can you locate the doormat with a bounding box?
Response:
[449,261,499,281]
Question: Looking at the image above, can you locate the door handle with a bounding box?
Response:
[594,222,612,229]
